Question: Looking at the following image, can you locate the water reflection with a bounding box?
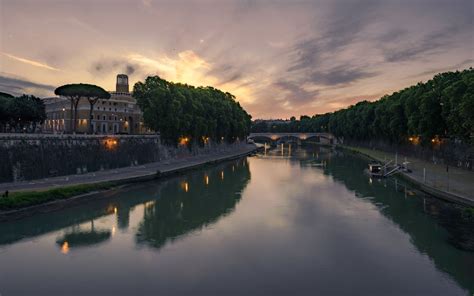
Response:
[56,221,111,251]
[257,144,473,293]
[318,149,474,293]
[0,147,472,295]
[0,159,250,254]
[135,160,250,249]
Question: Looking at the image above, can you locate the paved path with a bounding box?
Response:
[0,144,258,193]
[346,146,474,205]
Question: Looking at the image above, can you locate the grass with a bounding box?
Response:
[462,207,474,220]
[338,145,391,162]
[0,182,116,211]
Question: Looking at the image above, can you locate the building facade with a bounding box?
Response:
[42,74,152,134]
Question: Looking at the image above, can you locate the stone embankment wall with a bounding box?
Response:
[343,139,473,171]
[0,134,244,183]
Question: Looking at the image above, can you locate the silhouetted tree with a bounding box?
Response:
[55,84,110,133]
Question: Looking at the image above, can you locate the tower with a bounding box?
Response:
[116,74,129,93]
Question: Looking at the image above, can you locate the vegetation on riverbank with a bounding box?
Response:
[0,92,46,133]
[133,76,252,145]
[337,145,389,162]
[0,182,115,211]
[252,68,474,145]
[462,207,474,220]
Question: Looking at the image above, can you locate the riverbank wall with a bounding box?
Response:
[339,145,474,207]
[342,139,473,171]
[0,134,246,183]
[0,143,258,220]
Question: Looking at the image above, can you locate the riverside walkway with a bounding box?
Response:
[345,146,474,206]
[0,144,258,193]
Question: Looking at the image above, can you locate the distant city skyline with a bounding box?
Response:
[1,0,473,118]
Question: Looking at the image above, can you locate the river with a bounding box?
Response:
[0,146,472,295]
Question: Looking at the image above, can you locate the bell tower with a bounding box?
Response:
[116,74,129,93]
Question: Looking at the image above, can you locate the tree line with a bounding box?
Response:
[0,92,46,132]
[133,76,252,145]
[252,68,474,145]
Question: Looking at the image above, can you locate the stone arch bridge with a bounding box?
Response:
[248,133,338,145]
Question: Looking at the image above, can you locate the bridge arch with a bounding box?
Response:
[248,132,337,144]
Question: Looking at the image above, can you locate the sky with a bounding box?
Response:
[0,0,473,119]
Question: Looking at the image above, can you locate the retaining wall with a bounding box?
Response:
[0,134,244,183]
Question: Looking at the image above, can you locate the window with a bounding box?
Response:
[103,115,106,120]
[97,115,100,120]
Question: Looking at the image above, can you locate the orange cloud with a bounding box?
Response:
[1,52,60,71]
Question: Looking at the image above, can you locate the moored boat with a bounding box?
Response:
[365,163,384,178]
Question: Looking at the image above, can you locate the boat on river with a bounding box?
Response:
[365,161,402,178]
[365,163,384,178]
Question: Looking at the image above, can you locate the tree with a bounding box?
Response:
[0,93,14,132]
[249,68,474,145]
[0,95,45,132]
[0,92,14,98]
[55,84,110,133]
[133,76,251,145]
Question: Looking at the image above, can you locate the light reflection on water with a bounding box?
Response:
[0,146,472,296]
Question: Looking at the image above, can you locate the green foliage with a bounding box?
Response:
[252,68,474,145]
[0,94,46,132]
[55,83,111,133]
[0,92,14,98]
[54,84,110,99]
[0,182,115,210]
[462,207,474,221]
[133,76,252,145]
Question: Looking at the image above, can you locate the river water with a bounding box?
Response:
[0,146,473,295]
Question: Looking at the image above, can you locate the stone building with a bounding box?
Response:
[42,74,152,134]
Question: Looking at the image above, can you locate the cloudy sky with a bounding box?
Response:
[0,0,472,118]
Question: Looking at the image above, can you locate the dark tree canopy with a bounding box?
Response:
[55,83,111,133]
[252,68,474,145]
[133,76,252,145]
[0,94,46,132]
[0,92,14,98]
[55,83,110,99]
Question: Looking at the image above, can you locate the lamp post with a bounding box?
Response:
[62,107,66,132]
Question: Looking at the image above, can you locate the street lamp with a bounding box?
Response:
[62,108,66,132]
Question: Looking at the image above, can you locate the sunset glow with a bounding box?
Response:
[0,0,472,118]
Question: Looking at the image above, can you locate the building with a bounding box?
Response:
[42,74,152,134]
